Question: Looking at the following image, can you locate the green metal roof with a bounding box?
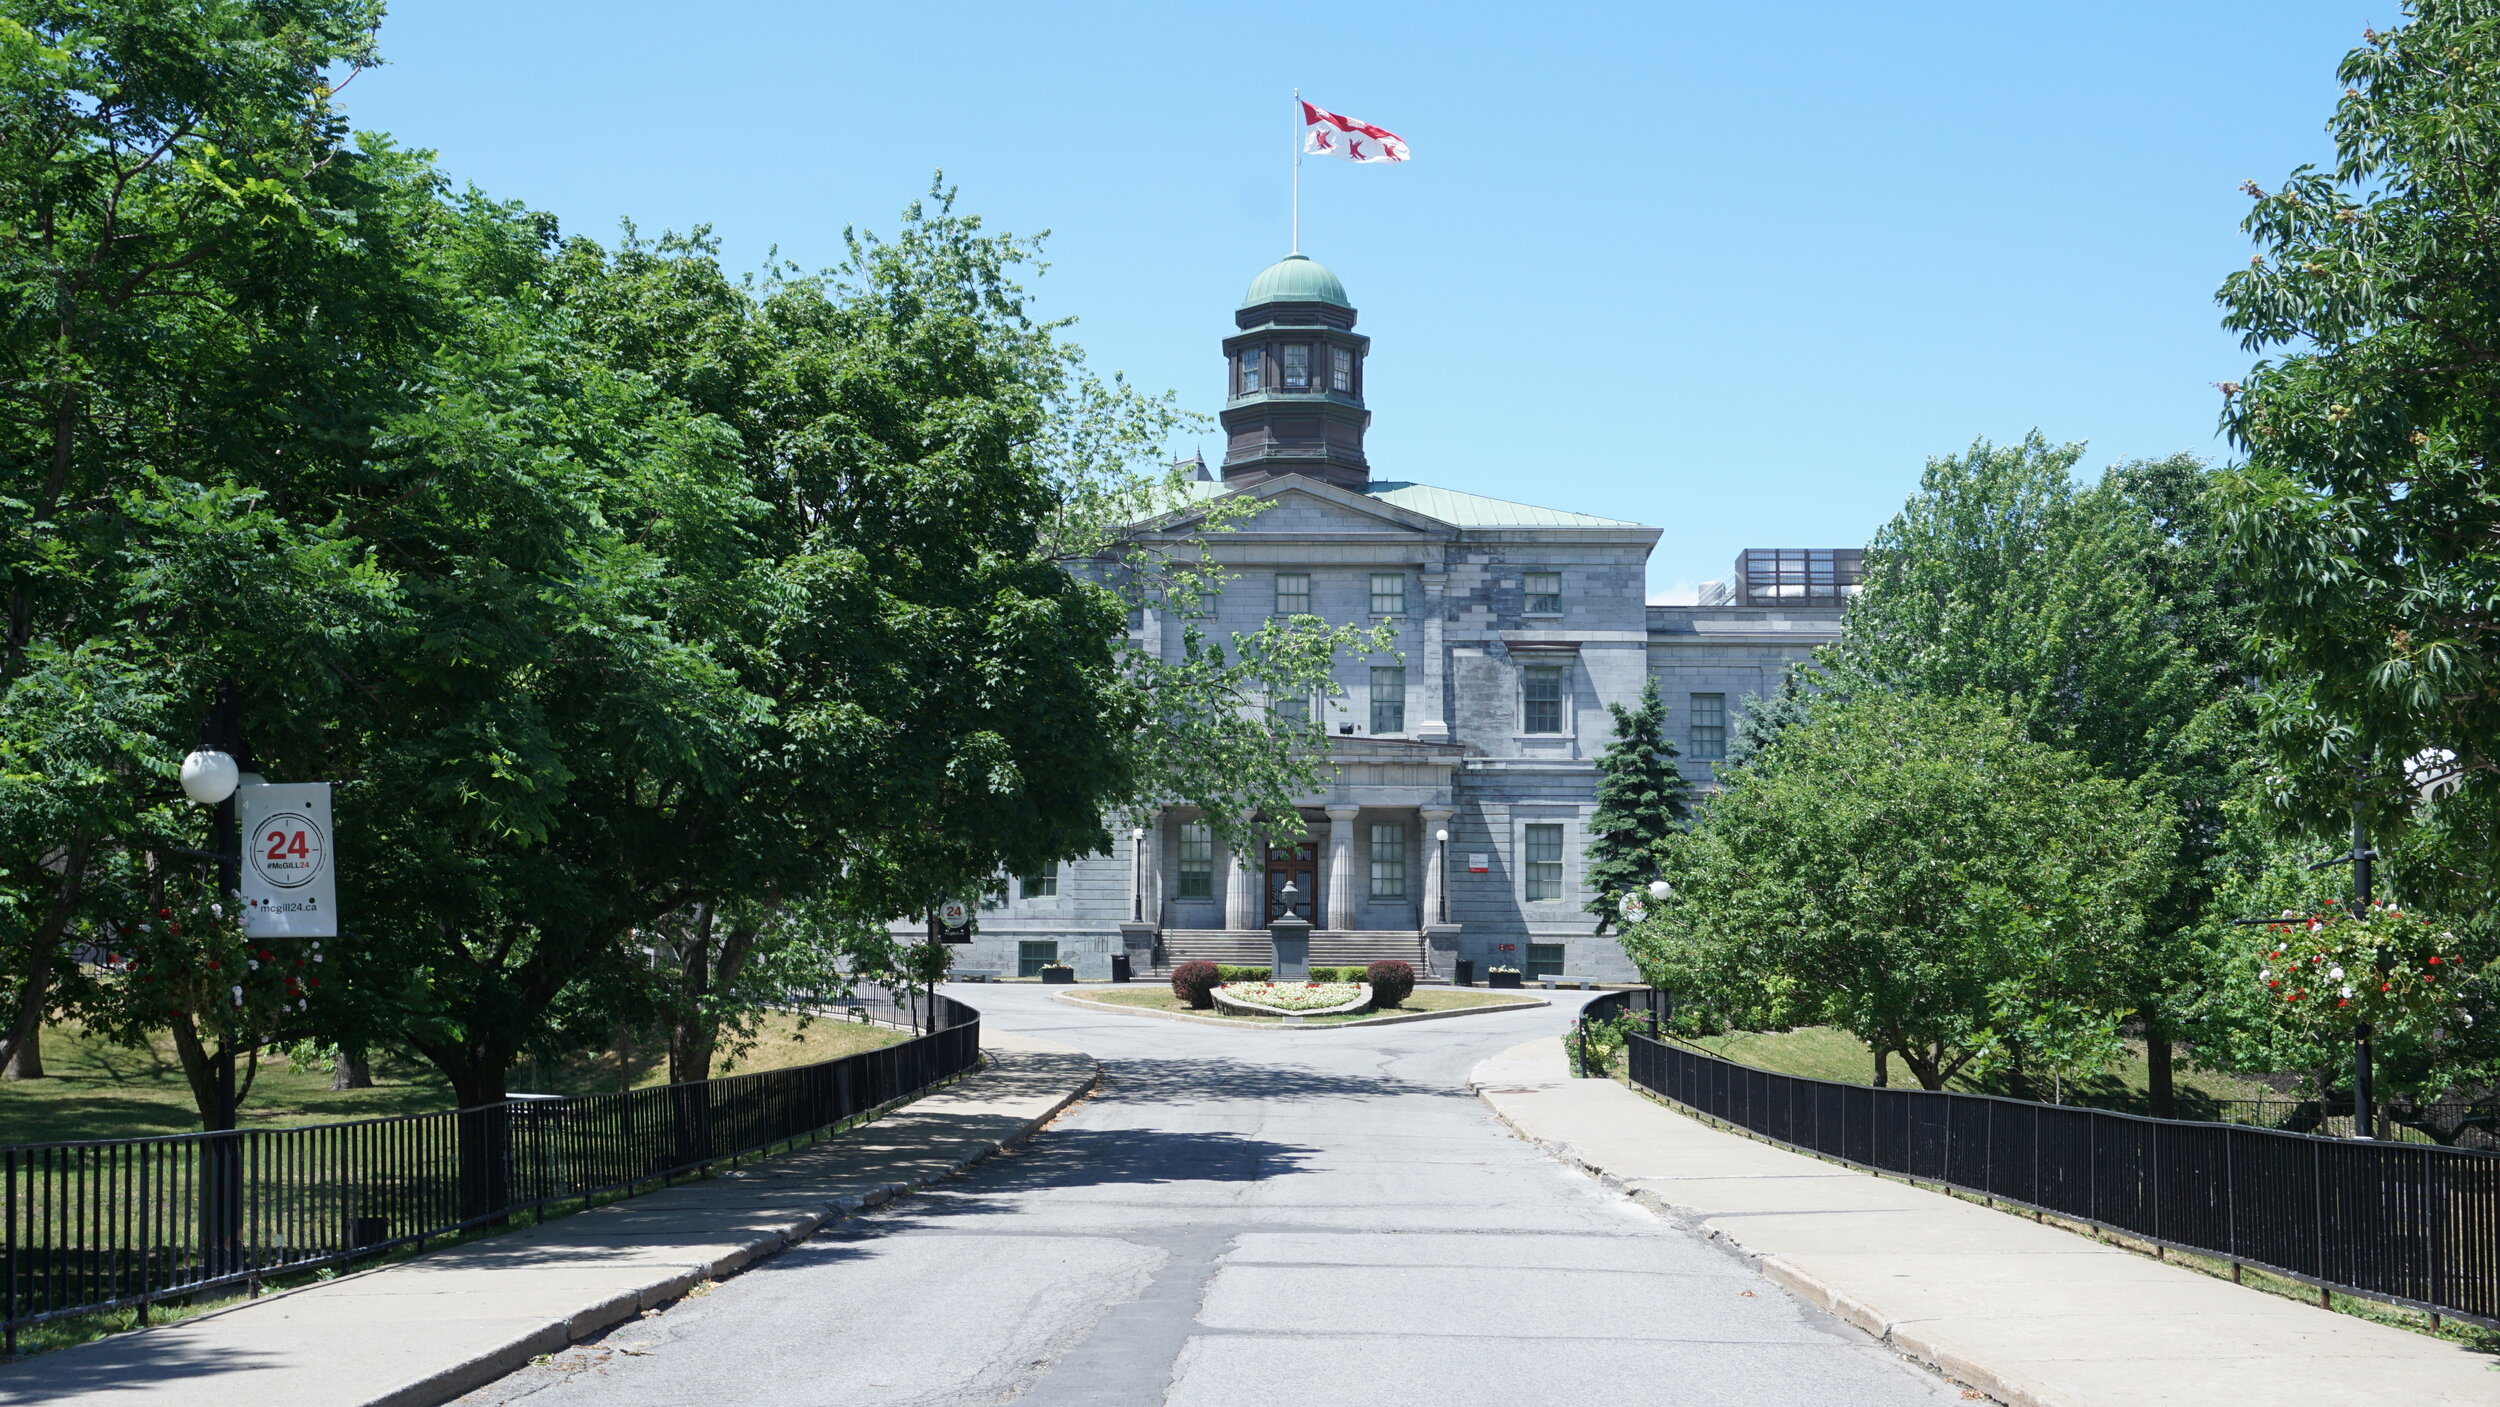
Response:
[1364,482,1643,528]
[1241,254,1350,309]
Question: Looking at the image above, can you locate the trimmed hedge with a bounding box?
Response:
[1172,961,1222,1008]
[1365,960,1416,1008]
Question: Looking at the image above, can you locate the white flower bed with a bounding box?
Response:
[1213,981,1371,1017]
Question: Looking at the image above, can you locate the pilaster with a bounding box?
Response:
[1415,573,1451,743]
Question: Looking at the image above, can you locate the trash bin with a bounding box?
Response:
[1455,959,1474,986]
[1111,953,1133,983]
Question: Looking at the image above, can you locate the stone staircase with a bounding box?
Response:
[1151,930,1429,974]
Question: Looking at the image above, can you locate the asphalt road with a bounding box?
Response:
[459,985,1956,1407]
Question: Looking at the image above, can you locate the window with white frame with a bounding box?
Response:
[1177,821,1214,899]
[1237,347,1263,394]
[1369,666,1406,735]
[1522,664,1565,734]
[1369,572,1405,616]
[1688,692,1727,761]
[1020,865,1058,899]
[1282,343,1311,389]
[1274,572,1311,616]
[1524,571,1563,615]
[1524,824,1565,902]
[1331,346,1355,392]
[1369,822,1407,899]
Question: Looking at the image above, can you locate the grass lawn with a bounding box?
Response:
[0,1010,905,1147]
[1079,986,1541,1023]
[1677,1025,2280,1109]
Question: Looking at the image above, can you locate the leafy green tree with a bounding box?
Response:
[1821,437,2252,1112]
[1584,678,1690,932]
[0,0,422,1098]
[1626,693,2174,1090]
[2214,4,2500,910]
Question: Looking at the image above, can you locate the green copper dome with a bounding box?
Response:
[1240,254,1350,310]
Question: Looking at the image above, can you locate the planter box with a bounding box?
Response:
[1213,983,1372,1018]
[1487,970,1523,989]
[1040,967,1076,985]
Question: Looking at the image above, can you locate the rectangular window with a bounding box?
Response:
[1019,866,1058,899]
[1177,822,1214,899]
[1523,571,1563,615]
[1237,347,1262,394]
[1017,940,1058,978]
[1369,572,1405,616]
[1525,943,1567,980]
[1274,572,1311,616]
[1522,664,1565,734]
[1273,690,1310,727]
[1524,824,1565,902]
[1282,343,1311,389]
[1369,666,1406,735]
[1369,822,1407,899]
[1331,347,1354,392]
[1689,692,1726,761]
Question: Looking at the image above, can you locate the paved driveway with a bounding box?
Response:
[461,985,1953,1406]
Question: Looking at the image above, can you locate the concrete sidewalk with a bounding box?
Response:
[1473,1037,2500,1407]
[1,1029,1098,1407]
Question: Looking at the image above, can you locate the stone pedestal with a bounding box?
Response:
[1118,921,1158,971]
[1268,911,1313,982]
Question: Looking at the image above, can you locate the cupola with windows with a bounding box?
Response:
[1220,254,1371,488]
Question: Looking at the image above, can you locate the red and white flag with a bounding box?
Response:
[1302,101,1409,164]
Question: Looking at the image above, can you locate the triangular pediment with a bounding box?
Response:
[1136,474,1455,538]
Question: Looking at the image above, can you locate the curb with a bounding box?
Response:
[1470,1079,2022,1407]
[1053,990,1548,1029]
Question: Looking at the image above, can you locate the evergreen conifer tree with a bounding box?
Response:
[1585,678,1692,932]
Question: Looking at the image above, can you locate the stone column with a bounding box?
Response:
[1415,572,1452,743]
[1324,803,1361,932]
[1224,833,1263,932]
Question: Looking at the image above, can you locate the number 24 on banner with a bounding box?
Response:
[238,782,338,938]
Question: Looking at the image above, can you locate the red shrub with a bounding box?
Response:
[1365,960,1416,1008]
[1172,960,1222,1009]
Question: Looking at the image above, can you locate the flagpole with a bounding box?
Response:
[1291,88,1301,254]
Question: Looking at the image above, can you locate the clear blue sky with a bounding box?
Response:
[345,1,2376,599]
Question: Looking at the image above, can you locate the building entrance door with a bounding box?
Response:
[1264,842,1318,925]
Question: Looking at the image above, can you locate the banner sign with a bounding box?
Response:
[238,782,337,938]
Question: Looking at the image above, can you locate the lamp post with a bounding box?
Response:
[1434,828,1449,925]
[178,680,248,1274]
[2231,817,2382,1139]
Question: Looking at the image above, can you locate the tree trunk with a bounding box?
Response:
[0,836,91,1080]
[2142,1015,2175,1120]
[330,1047,373,1090]
[166,1016,238,1130]
[1873,1046,1889,1088]
[2,1024,43,1079]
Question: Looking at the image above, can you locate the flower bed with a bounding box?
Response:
[1213,981,1371,1017]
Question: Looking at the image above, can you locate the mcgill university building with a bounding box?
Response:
[952,254,1860,984]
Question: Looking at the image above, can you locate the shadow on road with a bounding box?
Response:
[1089,1056,1465,1106]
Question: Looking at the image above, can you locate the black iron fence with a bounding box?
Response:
[0,990,979,1348]
[1603,1012,2500,1329]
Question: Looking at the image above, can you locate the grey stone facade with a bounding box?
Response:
[931,257,1852,984]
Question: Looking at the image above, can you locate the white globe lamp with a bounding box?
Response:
[1647,880,1673,901]
[180,748,240,806]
